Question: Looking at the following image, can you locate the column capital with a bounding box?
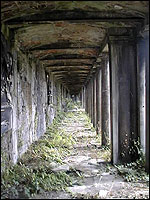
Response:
[108,27,136,43]
[137,24,149,40]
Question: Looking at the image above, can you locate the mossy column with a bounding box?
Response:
[82,86,86,109]
[93,75,97,128]
[89,78,93,122]
[86,80,91,116]
[101,53,111,146]
[96,65,102,135]
[108,28,138,164]
[85,84,88,113]
[83,86,86,109]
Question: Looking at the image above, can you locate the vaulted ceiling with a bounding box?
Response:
[1,1,149,94]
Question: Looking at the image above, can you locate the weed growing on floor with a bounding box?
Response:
[1,109,77,199]
[1,163,73,199]
[63,98,81,111]
[115,138,149,183]
[98,146,111,162]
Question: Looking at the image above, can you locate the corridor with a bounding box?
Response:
[1,100,149,199]
[1,1,149,199]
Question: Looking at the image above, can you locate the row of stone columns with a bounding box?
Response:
[81,26,149,172]
[82,53,110,147]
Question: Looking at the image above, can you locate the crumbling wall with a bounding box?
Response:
[1,33,67,169]
[14,50,48,158]
[1,33,13,169]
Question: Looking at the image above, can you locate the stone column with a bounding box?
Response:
[137,25,149,172]
[86,83,89,115]
[82,86,85,109]
[85,85,88,113]
[90,78,93,123]
[85,84,88,113]
[101,54,111,146]
[93,75,97,128]
[88,80,91,118]
[96,66,102,135]
[82,87,84,108]
[108,28,138,164]
[145,29,149,172]
[137,31,146,154]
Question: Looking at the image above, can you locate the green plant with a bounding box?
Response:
[63,98,76,111]
[1,109,78,199]
[115,138,149,183]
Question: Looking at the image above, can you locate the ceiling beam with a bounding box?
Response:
[31,46,100,51]
[40,55,97,60]
[4,9,145,24]
[46,65,91,70]
[41,59,95,66]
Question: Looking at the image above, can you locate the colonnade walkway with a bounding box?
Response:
[1,103,149,199]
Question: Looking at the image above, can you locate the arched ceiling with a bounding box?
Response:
[1,1,149,94]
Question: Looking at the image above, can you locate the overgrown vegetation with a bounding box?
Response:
[1,100,80,199]
[2,98,148,199]
[63,98,82,111]
[115,138,149,183]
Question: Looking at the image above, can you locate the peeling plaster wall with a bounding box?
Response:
[1,36,65,168]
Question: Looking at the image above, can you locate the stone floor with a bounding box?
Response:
[32,108,149,199]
